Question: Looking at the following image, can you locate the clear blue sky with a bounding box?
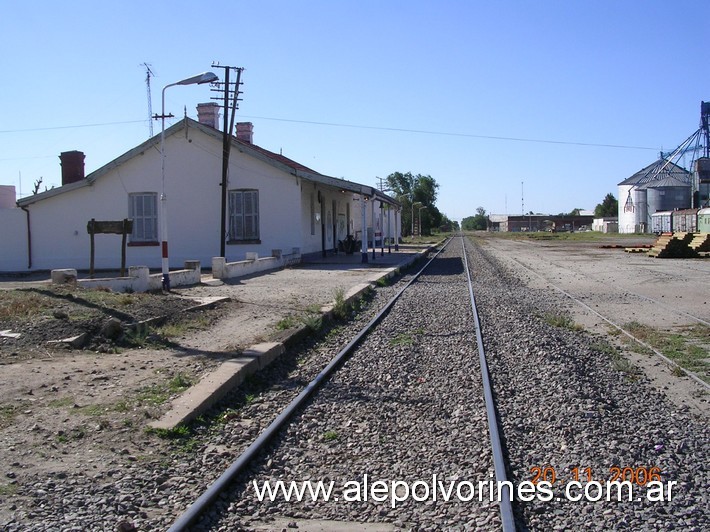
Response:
[2,0,708,221]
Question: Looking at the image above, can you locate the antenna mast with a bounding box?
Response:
[142,63,155,137]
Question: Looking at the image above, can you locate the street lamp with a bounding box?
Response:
[418,205,427,237]
[411,201,421,236]
[158,71,218,290]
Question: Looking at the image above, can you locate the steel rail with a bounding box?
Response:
[460,235,516,532]
[506,254,710,391]
[168,240,451,531]
[632,293,710,328]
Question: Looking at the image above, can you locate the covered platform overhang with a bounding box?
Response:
[293,169,400,208]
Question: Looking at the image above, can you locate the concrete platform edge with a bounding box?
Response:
[149,246,435,430]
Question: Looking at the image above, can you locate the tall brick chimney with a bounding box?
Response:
[197,102,220,129]
[236,122,253,144]
[60,151,85,185]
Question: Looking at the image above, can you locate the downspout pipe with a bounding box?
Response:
[20,205,32,269]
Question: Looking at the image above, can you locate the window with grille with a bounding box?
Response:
[128,192,158,242]
[229,189,259,241]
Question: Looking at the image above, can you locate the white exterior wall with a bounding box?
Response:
[225,152,302,261]
[24,131,224,271]
[0,185,17,208]
[7,121,394,273]
[0,207,28,271]
[11,125,317,272]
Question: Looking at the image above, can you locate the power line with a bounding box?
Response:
[1,113,660,152]
[239,114,659,151]
[0,119,146,134]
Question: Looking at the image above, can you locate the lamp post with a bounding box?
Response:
[158,72,218,290]
[418,205,427,237]
[411,201,421,237]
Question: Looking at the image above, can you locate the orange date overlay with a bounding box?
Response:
[527,466,677,502]
[531,466,663,486]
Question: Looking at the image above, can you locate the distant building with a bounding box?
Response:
[486,214,594,232]
[618,158,692,233]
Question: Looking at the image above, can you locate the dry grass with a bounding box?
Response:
[0,291,51,321]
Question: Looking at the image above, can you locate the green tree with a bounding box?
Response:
[461,207,488,231]
[594,193,618,217]
[439,214,459,232]
[386,171,441,236]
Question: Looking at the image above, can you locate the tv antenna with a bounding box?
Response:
[142,63,155,137]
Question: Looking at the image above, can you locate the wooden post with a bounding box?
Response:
[89,218,95,278]
[86,219,133,278]
[121,218,128,277]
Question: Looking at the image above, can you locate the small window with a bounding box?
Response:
[129,192,158,242]
[623,192,634,213]
[229,189,259,242]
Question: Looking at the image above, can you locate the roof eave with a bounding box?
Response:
[17,178,90,206]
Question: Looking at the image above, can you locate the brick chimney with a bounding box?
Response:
[236,122,253,144]
[197,102,220,129]
[60,151,85,185]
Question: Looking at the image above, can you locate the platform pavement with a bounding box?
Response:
[149,243,438,430]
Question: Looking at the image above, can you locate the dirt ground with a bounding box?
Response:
[0,254,416,525]
[475,233,710,417]
[0,236,708,526]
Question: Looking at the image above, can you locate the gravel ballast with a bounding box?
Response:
[2,236,708,531]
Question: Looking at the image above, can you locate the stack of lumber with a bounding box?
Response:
[689,233,710,257]
[624,247,649,254]
[647,232,699,258]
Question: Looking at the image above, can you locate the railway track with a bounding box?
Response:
[163,236,708,532]
[169,236,514,530]
[6,236,707,531]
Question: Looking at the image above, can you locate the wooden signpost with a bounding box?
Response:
[86,219,133,277]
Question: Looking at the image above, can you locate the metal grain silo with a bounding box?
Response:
[618,158,692,233]
[645,176,692,214]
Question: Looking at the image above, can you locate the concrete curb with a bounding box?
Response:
[149,245,436,430]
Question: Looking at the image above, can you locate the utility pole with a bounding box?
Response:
[211,63,245,258]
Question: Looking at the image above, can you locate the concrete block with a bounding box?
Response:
[47,333,87,349]
[51,269,77,285]
[246,252,259,261]
[212,257,226,279]
[128,266,149,292]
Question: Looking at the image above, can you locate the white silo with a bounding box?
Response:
[618,158,691,233]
